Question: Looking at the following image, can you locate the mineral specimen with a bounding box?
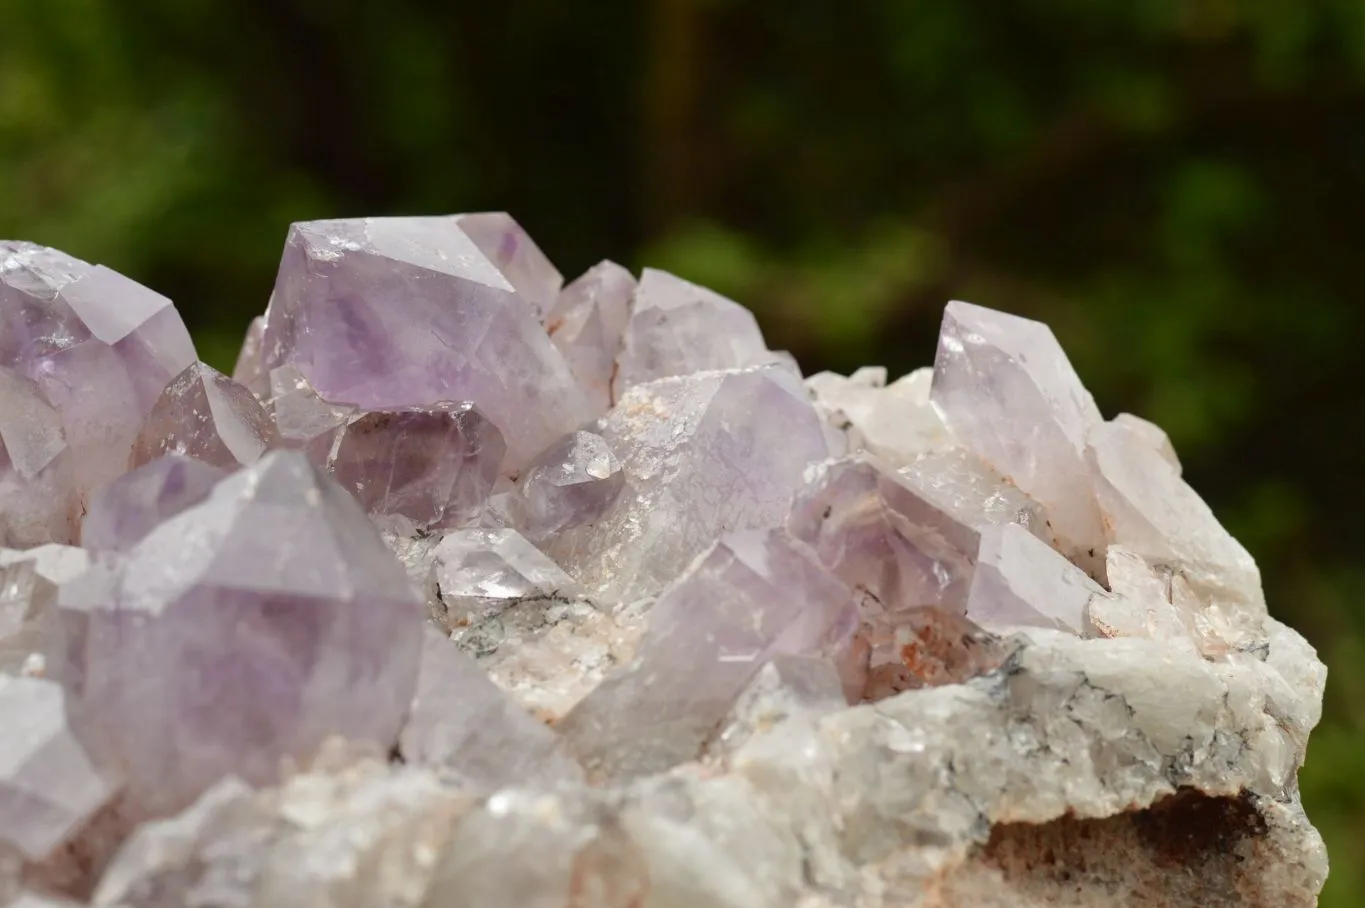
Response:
[0,242,196,500]
[0,221,1326,907]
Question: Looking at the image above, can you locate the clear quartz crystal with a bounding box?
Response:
[130,361,280,470]
[514,431,625,542]
[0,368,79,547]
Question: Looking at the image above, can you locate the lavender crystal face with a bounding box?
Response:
[259,217,591,471]
[546,261,636,414]
[558,528,860,777]
[612,268,779,396]
[965,524,1105,633]
[265,363,356,456]
[515,430,625,542]
[453,213,563,321]
[548,364,835,602]
[81,454,226,554]
[931,300,1106,577]
[130,361,279,471]
[324,402,505,532]
[231,314,269,399]
[0,367,79,547]
[0,676,118,859]
[58,450,423,820]
[0,242,196,500]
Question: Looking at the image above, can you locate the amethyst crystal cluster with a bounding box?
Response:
[0,220,1326,907]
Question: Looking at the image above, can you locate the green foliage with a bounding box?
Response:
[2,0,1361,897]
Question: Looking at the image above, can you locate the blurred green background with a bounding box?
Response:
[2,0,1361,900]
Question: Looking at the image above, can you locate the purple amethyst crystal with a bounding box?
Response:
[81,455,226,554]
[546,261,635,414]
[557,528,860,777]
[130,361,280,471]
[323,402,505,532]
[0,368,79,547]
[515,430,625,542]
[0,242,196,501]
[453,213,564,321]
[57,450,423,820]
[259,217,590,471]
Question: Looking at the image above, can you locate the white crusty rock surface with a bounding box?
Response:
[0,222,1328,907]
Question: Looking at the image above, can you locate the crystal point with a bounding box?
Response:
[324,402,505,531]
[81,454,226,554]
[931,300,1105,575]
[260,217,591,471]
[454,212,563,320]
[966,523,1105,633]
[130,361,279,471]
[515,430,625,541]
[59,450,423,819]
[0,243,196,500]
[546,260,635,414]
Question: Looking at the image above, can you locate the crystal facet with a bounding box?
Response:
[398,627,583,786]
[323,402,505,531]
[514,430,625,542]
[0,676,118,859]
[0,368,78,547]
[612,268,778,396]
[545,260,635,414]
[558,529,859,777]
[260,217,591,470]
[231,314,269,399]
[550,365,834,602]
[965,523,1105,633]
[129,361,279,471]
[81,455,226,555]
[0,243,196,500]
[59,450,423,819]
[453,213,563,321]
[806,366,951,467]
[931,300,1105,576]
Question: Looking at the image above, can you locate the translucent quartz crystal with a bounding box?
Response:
[1085,545,1198,653]
[0,368,79,547]
[558,529,860,777]
[81,455,226,555]
[1111,411,1181,474]
[58,451,423,820]
[0,242,196,500]
[129,362,278,471]
[398,627,583,787]
[430,528,579,640]
[545,261,635,414]
[805,366,951,467]
[453,212,563,321]
[788,456,979,615]
[863,606,1011,701]
[260,217,590,471]
[323,402,505,531]
[549,365,834,602]
[514,430,625,542]
[965,524,1105,634]
[231,314,269,399]
[931,300,1106,577]
[1087,418,1264,622]
[265,364,355,456]
[612,268,778,396]
[0,676,118,859]
[897,448,1054,547]
[0,546,90,679]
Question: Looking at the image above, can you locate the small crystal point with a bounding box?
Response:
[0,675,118,860]
[612,268,778,396]
[966,524,1105,634]
[59,450,424,820]
[431,528,579,642]
[260,217,591,471]
[0,242,196,501]
[515,431,625,542]
[931,300,1106,576]
[0,368,79,547]
[558,528,859,778]
[863,606,1011,701]
[454,212,564,320]
[324,402,506,531]
[81,454,226,555]
[398,626,583,786]
[129,361,279,471]
[546,260,636,414]
[265,363,356,456]
[806,366,951,466]
[550,365,835,603]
